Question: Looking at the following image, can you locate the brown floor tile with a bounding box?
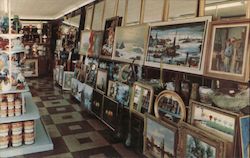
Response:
[47,105,76,114]
[56,121,94,136]
[40,95,64,101]
[41,115,54,125]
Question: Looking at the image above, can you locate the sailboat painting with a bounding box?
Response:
[145,17,211,74]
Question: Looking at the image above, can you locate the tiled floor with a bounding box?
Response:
[19,77,140,158]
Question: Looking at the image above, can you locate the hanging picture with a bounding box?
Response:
[179,123,226,158]
[71,78,78,96]
[107,80,117,99]
[79,30,93,55]
[239,115,250,158]
[62,71,74,90]
[130,82,154,117]
[126,0,142,25]
[144,114,178,158]
[96,69,108,93]
[205,19,250,82]
[115,82,130,107]
[100,16,122,59]
[91,31,104,57]
[145,17,211,75]
[81,84,93,111]
[113,24,149,64]
[154,90,186,123]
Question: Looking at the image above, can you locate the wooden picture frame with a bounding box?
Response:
[96,69,108,93]
[204,19,250,82]
[239,115,250,158]
[154,90,186,123]
[178,122,226,158]
[79,30,92,56]
[130,82,154,117]
[145,16,211,75]
[91,89,104,118]
[100,16,122,59]
[62,71,74,90]
[125,0,142,25]
[144,114,178,158]
[112,24,149,64]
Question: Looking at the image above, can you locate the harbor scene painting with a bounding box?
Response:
[146,20,207,74]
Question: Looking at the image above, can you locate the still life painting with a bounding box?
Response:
[240,115,250,158]
[144,114,176,158]
[113,24,149,64]
[145,17,211,74]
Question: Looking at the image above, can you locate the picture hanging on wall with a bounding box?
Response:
[113,24,149,64]
[91,31,104,57]
[144,114,178,158]
[239,115,250,158]
[79,30,93,55]
[62,71,74,90]
[130,82,154,117]
[154,90,186,123]
[100,16,122,59]
[145,16,211,75]
[179,123,226,158]
[96,69,108,93]
[205,19,250,82]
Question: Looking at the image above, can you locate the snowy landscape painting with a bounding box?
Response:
[113,24,149,64]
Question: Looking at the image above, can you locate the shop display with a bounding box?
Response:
[205,19,250,83]
[96,69,108,93]
[62,71,74,90]
[144,114,177,158]
[113,24,149,64]
[239,115,250,158]
[145,17,211,75]
[178,123,226,158]
[130,82,154,117]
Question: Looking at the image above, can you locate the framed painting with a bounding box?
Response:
[239,115,250,158]
[107,80,117,99]
[79,30,93,56]
[96,69,108,93]
[154,90,186,123]
[100,16,122,59]
[22,59,39,77]
[112,24,149,64]
[91,89,104,118]
[145,16,211,75]
[85,60,98,87]
[115,81,130,108]
[205,19,250,82]
[81,84,93,111]
[130,82,154,117]
[109,63,123,81]
[179,123,226,158]
[71,78,78,96]
[144,114,178,158]
[91,31,104,58]
[62,71,74,90]
[76,63,87,83]
[103,96,119,129]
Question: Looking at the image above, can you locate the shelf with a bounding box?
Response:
[0,34,24,39]
[0,49,25,55]
[0,83,30,94]
[0,119,54,157]
[0,92,40,124]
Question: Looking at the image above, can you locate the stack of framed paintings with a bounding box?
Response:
[145,16,211,75]
[154,90,186,123]
[189,100,240,157]
[204,19,250,83]
[130,82,154,117]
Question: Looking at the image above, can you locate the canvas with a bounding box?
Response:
[205,19,250,82]
[96,69,108,93]
[91,31,103,57]
[113,24,149,64]
[144,114,177,158]
[145,17,211,74]
[115,82,130,107]
[85,59,98,87]
[79,30,93,55]
[81,84,93,111]
[62,71,74,90]
[240,115,250,158]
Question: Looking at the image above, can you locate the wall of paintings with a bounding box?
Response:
[57,0,250,157]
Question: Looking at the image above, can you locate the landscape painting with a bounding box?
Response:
[185,134,216,158]
[113,24,149,64]
[145,17,210,74]
[79,30,93,55]
[240,115,250,158]
[144,115,176,158]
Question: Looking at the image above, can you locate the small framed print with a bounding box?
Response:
[154,90,186,123]
[62,71,74,90]
[178,123,226,158]
[22,59,39,77]
[130,82,154,117]
[239,115,250,158]
[205,19,250,82]
[96,69,108,93]
[144,114,178,158]
[107,80,117,99]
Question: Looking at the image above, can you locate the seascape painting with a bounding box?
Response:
[192,105,235,142]
[62,71,74,90]
[113,24,149,64]
[79,30,93,55]
[240,116,250,158]
[144,116,176,158]
[186,134,216,158]
[145,17,210,74]
[81,84,93,111]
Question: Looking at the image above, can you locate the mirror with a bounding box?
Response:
[205,0,248,19]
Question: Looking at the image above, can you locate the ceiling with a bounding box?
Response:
[0,0,95,20]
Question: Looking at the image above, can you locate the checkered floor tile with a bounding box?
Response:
[18,77,140,158]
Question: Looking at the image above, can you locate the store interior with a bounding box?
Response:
[0,0,249,158]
